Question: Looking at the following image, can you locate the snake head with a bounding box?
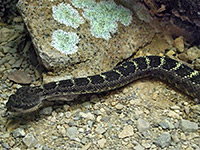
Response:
[6,86,43,113]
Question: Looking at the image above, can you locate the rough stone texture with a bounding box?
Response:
[39,106,53,115]
[80,112,95,120]
[22,133,38,148]
[66,127,79,140]
[118,125,134,138]
[137,118,150,132]
[98,138,107,148]
[7,70,32,84]
[180,119,198,132]
[186,46,200,61]
[136,0,200,43]
[156,132,171,148]
[16,0,155,76]
[158,119,175,130]
[13,128,26,138]
[119,0,200,44]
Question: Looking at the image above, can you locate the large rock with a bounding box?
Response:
[17,0,155,78]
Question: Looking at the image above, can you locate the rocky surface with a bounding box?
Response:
[0,0,200,150]
[133,0,200,44]
[16,0,155,75]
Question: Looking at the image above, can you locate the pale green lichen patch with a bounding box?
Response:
[71,0,96,9]
[51,29,80,55]
[117,5,133,26]
[72,0,133,40]
[52,3,85,29]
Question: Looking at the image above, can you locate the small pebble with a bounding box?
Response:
[39,107,53,115]
[22,133,38,148]
[156,132,171,148]
[63,104,70,111]
[2,143,10,149]
[80,112,95,120]
[115,103,124,110]
[186,46,200,61]
[137,118,150,132]
[184,106,190,114]
[65,111,72,118]
[13,128,26,138]
[167,110,180,119]
[141,142,151,149]
[134,144,144,150]
[174,36,184,52]
[159,119,175,129]
[180,119,198,132]
[166,49,175,56]
[8,57,16,65]
[11,148,21,150]
[171,133,180,143]
[7,70,32,84]
[96,116,102,122]
[118,125,134,138]
[12,58,23,68]
[66,127,79,140]
[98,138,106,148]
[95,124,106,134]
[170,105,180,110]
[82,102,91,109]
[2,133,10,138]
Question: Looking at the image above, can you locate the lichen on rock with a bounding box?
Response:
[51,0,133,52]
[52,3,85,29]
[71,0,133,40]
[71,0,96,9]
[51,29,80,55]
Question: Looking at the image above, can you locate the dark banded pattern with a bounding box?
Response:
[6,56,200,113]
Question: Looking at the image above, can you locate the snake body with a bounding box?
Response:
[6,56,200,113]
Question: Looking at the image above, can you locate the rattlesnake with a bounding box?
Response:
[6,56,200,113]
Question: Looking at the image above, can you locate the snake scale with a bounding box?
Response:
[6,56,200,113]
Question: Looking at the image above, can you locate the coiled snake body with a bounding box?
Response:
[6,56,200,113]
